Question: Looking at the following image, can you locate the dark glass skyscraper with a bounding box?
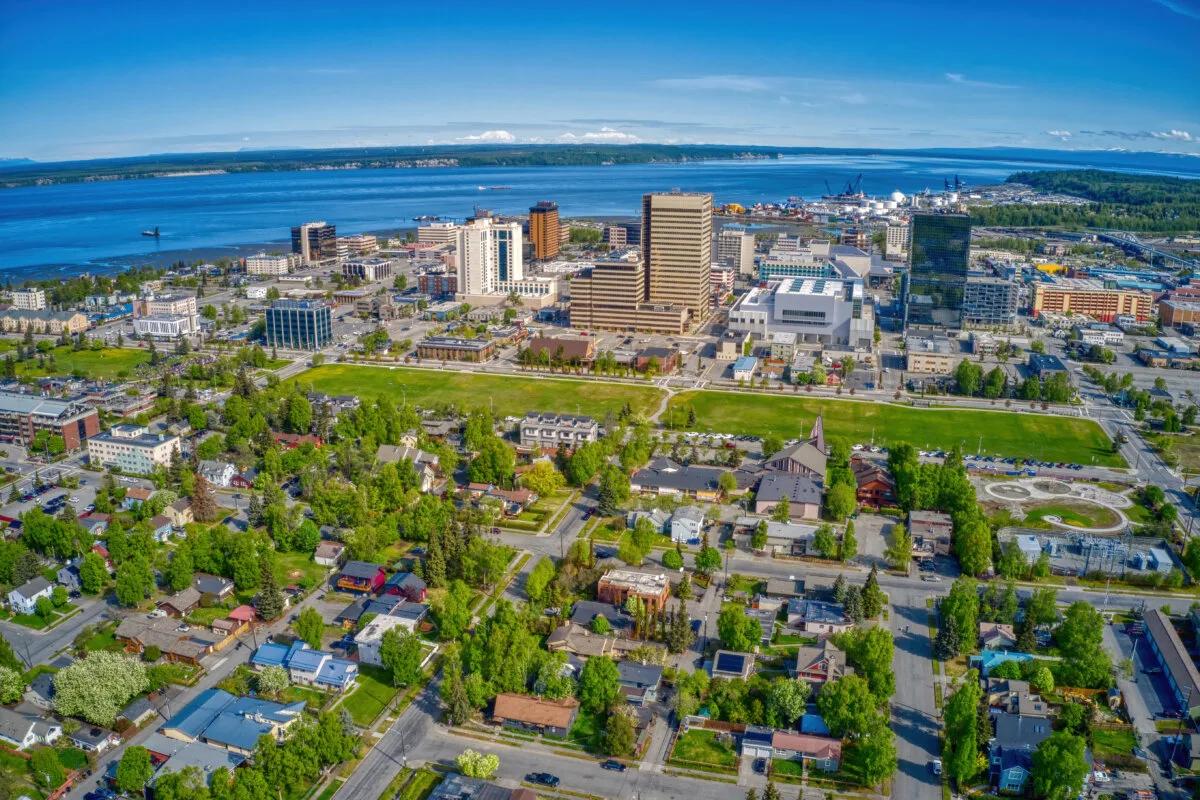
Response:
[904,212,970,328]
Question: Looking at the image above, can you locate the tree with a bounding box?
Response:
[35,595,54,621]
[694,533,722,575]
[761,434,784,458]
[533,652,575,700]
[30,747,64,789]
[771,497,791,523]
[602,704,638,757]
[521,460,565,497]
[954,516,992,577]
[256,665,289,695]
[294,607,324,649]
[812,524,837,559]
[524,557,556,604]
[578,655,621,713]
[843,626,895,700]
[861,566,885,619]
[815,675,877,738]
[53,651,149,726]
[379,627,424,687]
[767,677,809,728]
[1054,602,1111,688]
[166,546,194,593]
[850,717,898,787]
[826,483,857,521]
[954,359,983,396]
[750,521,768,551]
[717,604,760,652]
[76,551,107,594]
[1027,587,1059,626]
[1030,731,1088,800]
[597,465,631,515]
[456,749,499,779]
[443,673,472,726]
[434,581,474,641]
[840,520,857,561]
[1028,664,1055,694]
[941,577,979,653]
[0,666,25,703]
[762,782,781,800]
[591,615,611,635]
[114,555,154,607]
[665,604,695,654]
[190,475,218,522]
[885,523,911,571]
[116,746,154,794]
[662,548,683,569]
[933,615,963,661]
[468,437,516,487]
[717,470,738,498]
[943,669,982,788]
[256,561,284,621]
[0,634,20,672]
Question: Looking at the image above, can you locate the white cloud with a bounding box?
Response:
[840,93,868,105]
[1151,129,1194,141]
[455,129,516,142]
[945,72,1018,90]
[1046,129,1073,141]
[652,75,771,93]
[557,127,640,144]
[1151,0,1200,20]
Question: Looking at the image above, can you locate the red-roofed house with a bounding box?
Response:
[771,731,842,771]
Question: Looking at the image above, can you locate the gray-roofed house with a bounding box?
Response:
[753,473,823,521]
[989,713,1052,793]
[8,576,53,615]
[194,573,235,601]
[159,587,202,618]
[787,599,852,636]
[630,457,754,501]
[1145,608,1200,717]
[570,601,633,636]
[670,506,706,543]
[197,460,237,488]
[68,725,118,753]
[617,661,663,705]
[626,508,670,534]
[25,672,55,709]
[0,707,62,750]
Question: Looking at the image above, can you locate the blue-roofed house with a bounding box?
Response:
[250,642,358,692]
[971,649,1036,678]
[160,688,306,756]
[250,642,290,669]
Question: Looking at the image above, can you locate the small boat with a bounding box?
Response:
[141,226,160,238]
[477,185,512,191]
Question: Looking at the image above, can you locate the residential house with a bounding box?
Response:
[25,673,55,709]
[979,622,1018,651]
[8,576,53,615]
[971,649,1036,679]
[771,731,842,772]
[545,622,666,661]
[158,587,202,618]
[851,457,895,507]
[793,640,848,688]
[761,578,806,600]
[375,445,440,491]
[80,516,109,538]
[627,509,670,534]
[382,572,428,602]
[123,486,154,509]
[747,607,776,647]
[197,460,237,488]
[0,707,62,750]
[56,563,81,592]
[617,661,664,705]
[354,612,430,667]
[984,678,1050,718]
[741,726,775,760]
[160,688,307,756]
[194,574,235,602]
[313,540,346,568]
[989,712,1052,794]
[118,697,157,728]
[115,616,220,664]
[333,594,406,629]
[711,650,755,680]
[337,561,387,594]
[250,641,358,693]
[431,773,536,800]
[146,736,246,787]
[670,506,705,543]
[272,433,323,450]
[569,601,634,636]
[752,472,823,521]
[787,599,852,636]
[739,518,818,556]
[166,498,194,527]
[908,510,953,556]
[68,725,118,754]
[149,515,174,542]
[596,570,671,615]
[492,693,579,737]
[763,417,827,478]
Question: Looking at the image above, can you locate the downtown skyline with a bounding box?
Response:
[1,0,1199,162]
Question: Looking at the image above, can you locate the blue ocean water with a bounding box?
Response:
[0,152,1194,274]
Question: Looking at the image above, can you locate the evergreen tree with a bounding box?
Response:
[843,586,864,622]
[256,562,284,621]
[426,527,447,587]
[832,573,847,603]
[191,475,218,522]
[861,565,885,618]
[840,520,857,561]
[444,673,471,725]
[934,615,962,661]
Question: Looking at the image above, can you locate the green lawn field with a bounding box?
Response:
[669,390,1123,467]
[290,364,665,419]
[0,340,151,379]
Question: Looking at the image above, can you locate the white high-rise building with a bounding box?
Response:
[455,218,524,296]
[717,229,756,276]
[11,288,46,311]
[418,222,460,244]
[885,224,909,260]
[245,253,299,276]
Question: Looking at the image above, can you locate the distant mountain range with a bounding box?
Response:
[0,144,1196,189]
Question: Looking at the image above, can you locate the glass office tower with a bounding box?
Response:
[265,300,333,350]
[903,212,970,328]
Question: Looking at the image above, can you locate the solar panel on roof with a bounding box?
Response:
[716,652,744,672]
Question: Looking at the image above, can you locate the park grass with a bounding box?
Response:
[669,729,737,769]
[669,390,1124,467]
[288,364,664,419]
[0,341,151,380]
[339,665,400,728]
[1023,501,1121,529]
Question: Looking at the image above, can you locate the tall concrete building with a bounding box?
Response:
[568,254,688,334]
[717,228,756,276]
[903,212,970,328]
[11,288,46,311]
[528,201,561,261]
[291,221,337,264]
[456,217,524,296]
[642,192,712,323]
[885,224,909,260]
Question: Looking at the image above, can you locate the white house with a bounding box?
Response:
[0,707,62,750]
[670,506,706,543]
[197,460,237,488]
[354,614,420,667]
[8,576,53,615]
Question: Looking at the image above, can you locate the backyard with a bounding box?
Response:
[669,728,738,772]
[669,390,1123,467]
[338,664,401,727]
[289,364,665,419]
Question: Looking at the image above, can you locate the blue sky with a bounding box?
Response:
[1,0,1198,162]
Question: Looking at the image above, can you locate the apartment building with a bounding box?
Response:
[717,228,756,276]
[518,412,600,449]
[1032,279,1153,322]
[11,288,46,310]
[87,425,181,473]
[245,253,300,276]
[529,201,561,261]
[0,391,99,450]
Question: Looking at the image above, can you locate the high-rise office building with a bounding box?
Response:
[642,192,712,322]
[456,217,524,295]
[528,201,561,261]
[569,255,688,335]
[885,224,909,260]
[903,212,970,328]
[963,275,1020,327]
[717,228,756,276]
[265,300,333,350]
[291,221,337,264]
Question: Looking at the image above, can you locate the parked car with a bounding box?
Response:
[600,760,626,772]
[753,758,767,774]
[929,759,942,776]
[526,773,560,787]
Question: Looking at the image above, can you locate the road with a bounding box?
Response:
[0,596,112,669]
[889,584,941,800]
